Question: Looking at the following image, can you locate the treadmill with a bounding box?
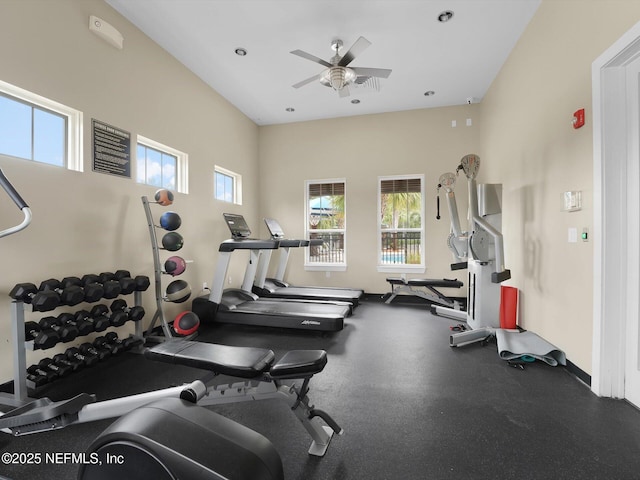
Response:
[252,218,363,307]
[191,214,349,332]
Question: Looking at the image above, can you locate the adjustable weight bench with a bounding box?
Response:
[0,341,343,459]
[385,277,465,310]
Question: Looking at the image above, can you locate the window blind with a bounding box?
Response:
[380,178,421,194]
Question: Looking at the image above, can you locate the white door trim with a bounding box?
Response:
[592,21,640,398]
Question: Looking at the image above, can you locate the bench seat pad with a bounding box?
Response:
[269,350,327,379]
[145,340,275,379]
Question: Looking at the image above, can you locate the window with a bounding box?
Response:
[305,179,346,271]
[136,135,188,193]
[214,165,242,204]
[378,175,425,272]
[0,80,83,171]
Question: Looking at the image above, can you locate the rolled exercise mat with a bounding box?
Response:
[495,329,566,366]
[500,285,518,329]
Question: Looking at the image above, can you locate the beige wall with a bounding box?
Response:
[2,0,640,386]
[258,106,479,292]
[480,0,640,373]
[0,0,259,382]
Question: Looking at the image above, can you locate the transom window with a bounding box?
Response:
[136,135,188,193]
[0,80,83,171]
[378,175,425,272]
[214,165,242,204]
[305,179,346,271]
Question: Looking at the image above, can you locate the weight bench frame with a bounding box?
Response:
[384,277,464,310]
[0,341,343,457]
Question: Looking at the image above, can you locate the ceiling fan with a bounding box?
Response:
[290,36,392,97]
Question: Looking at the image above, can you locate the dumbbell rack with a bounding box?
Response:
[2,284,145,407]
[141,196,180,341]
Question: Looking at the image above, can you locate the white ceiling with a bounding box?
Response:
[106,0,541,126]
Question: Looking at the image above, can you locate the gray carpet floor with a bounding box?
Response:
[1,299,640,479]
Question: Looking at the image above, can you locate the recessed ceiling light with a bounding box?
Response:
[235,47,247,56]
[351,99,361,104]
[424,91,435,96]
[285,107,295,112]
[438,11,454,23]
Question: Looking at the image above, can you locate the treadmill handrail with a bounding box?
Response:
[219,238,280,252]
[275,238,302,248]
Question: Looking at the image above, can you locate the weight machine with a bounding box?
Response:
[434,154,511,346]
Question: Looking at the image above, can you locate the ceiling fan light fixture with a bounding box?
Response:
[291,36,390,96]
[327,66,356,90]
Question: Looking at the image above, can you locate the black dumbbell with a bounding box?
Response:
[113,271,151,293]
[76,309,110,332]
[134,275,150,292]
[57,312,93,337]
[105,331,144,351]
[94,335,124,355]
[79,342,110,361]
[38,278,84,307]
[90,304,127,327]
[52,353,83,372]
[65,347,99,367]
[124,335,144,350]
[98,272,126,294]
[38,357,72,378]
[81,274,121,299]
[26,370,50,389]
[111,270,136,295]
[39,316,79,343]
[110,299,145,323]
[24,321,60,350]
[9,283,59,311]
[27,363,58,384]
[61,276,104,303]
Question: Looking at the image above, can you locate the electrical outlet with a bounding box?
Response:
[228,276,232,284]
[202,282,208,290]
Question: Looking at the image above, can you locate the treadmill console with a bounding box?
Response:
[264,218,285,239]
[223,213,252,239]
[264,218,301,248]
[221,213,279,251]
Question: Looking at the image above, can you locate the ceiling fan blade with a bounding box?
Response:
[351,67,392,79]
[292,73,322,89]
[338,85,351,98]
[338,36,371,67]
[290,49,332,68]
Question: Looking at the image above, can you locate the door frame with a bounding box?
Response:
[592,21,640,399]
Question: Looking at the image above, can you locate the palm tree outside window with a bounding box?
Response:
[305,179,346,269]
[378,175,425,270]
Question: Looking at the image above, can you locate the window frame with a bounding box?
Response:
[0,79,83,171]
[304,178,347,272]
[214,165,242,205]
[136,134,188,194]
[377,174,426,273]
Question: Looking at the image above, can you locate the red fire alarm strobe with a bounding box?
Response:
[573,108,585,129]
